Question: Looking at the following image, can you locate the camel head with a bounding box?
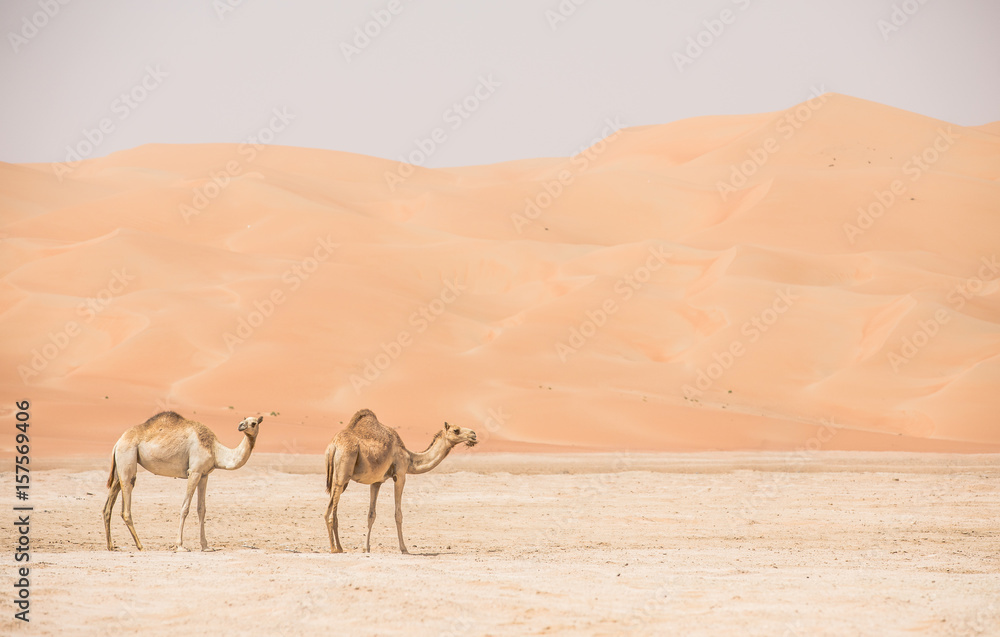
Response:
[443,422,477,447]
[237,415,263,438]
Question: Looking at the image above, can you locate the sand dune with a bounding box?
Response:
[2,93,999,455]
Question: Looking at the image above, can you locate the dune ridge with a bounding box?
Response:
[2,93,999,456]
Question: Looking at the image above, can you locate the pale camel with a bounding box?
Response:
[103,411,263,552]
[324,409,477,554]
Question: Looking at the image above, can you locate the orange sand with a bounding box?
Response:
[2,94,998,456]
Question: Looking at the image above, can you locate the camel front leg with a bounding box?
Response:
[365,482,382,553]
[392,475,409,554]
[325,484,345,553]
[103,480,121,551]
[177,471,202,552]
[197,474,212,551]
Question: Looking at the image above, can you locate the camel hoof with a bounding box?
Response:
[176,546,190,552]
[330,547,344,554]
[201,547,216,552]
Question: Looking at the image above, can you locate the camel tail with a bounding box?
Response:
[106,447,118,489]
[325,446,334,494]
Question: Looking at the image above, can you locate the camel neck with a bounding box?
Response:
[214,434,255,471]
[407,433,454,474]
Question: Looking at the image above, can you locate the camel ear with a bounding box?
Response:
[257,416,264,424]
[444,422,450,430]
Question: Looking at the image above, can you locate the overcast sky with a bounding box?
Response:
[1,0,998,167]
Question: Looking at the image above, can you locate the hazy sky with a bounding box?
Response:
[1,0,998,167]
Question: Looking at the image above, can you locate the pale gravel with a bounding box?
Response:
[5,452,999,636]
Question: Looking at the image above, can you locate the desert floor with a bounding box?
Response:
[5,452,1000,636]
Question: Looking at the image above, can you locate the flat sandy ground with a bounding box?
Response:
[5,452,999,636]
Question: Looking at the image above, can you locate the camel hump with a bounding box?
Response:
[347,409,378,428]
[142,411,186,427]
[341,409,403,452]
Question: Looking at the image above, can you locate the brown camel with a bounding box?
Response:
[103,411,263,552]
[324,409,477,554]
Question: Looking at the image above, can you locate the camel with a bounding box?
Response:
[324,409,477,554]
[102,411,263,552]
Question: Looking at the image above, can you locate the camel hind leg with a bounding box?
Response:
[325,483,347,553]
[325,446,355,553]
[103,451,122,551]
[116,446,144,551]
